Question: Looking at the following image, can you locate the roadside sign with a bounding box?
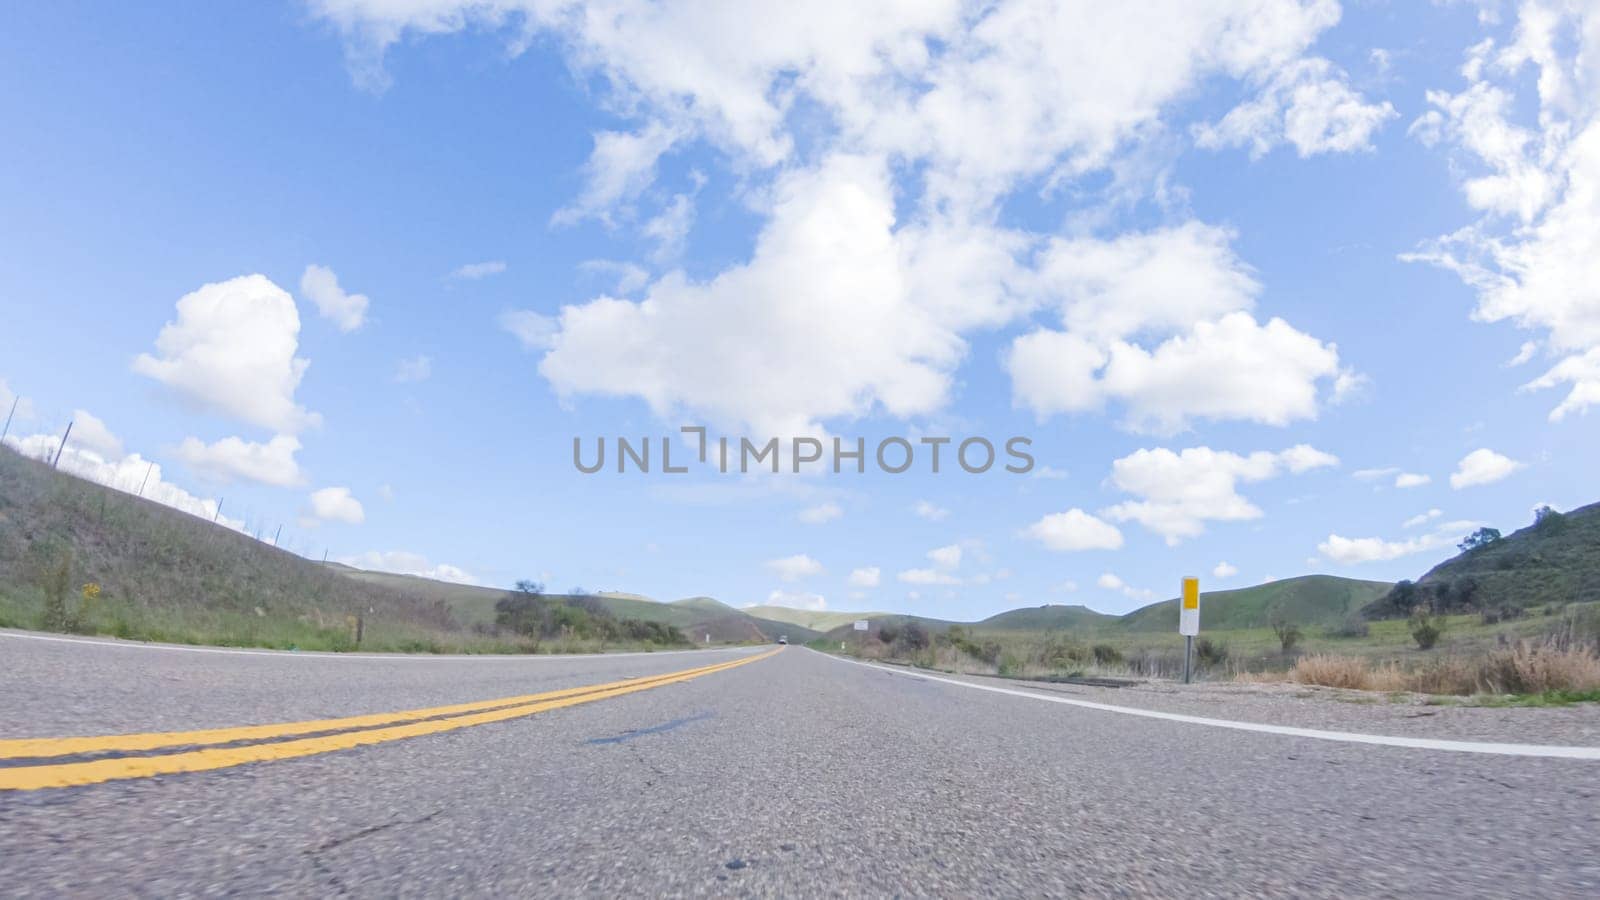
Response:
[1179,576,1200,636]
[853,620,869,631]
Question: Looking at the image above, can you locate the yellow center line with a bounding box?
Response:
[0,651,763,760]
[0,648,780,792]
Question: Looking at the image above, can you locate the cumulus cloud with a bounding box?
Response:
[0,379,36,427]
[302,486,365,526]
[1450,448,1523,488]
[913,500,950,521]
[1403,508,1443,528]
[300,264,370,332]
[927,544,963,570]
[766,553,823,582]
[132,275,320,434]
[898,567,960,586]
[450,260,507,280]
[798,502,843,524]
[1022,508,1124,552]
[1403,3,1600,419]
[4,425,243,531]
[1318,532,1451,564]
[1102,444,1338,544]
[307,1,1375,437]
[499,309,560,352]
[1097,572,1155,602]
[1395,472,1431,488]
[847,567,881,588]
[68,409,123,458]
[176,434,304,487]
[338,550,478,585]
[1213,561,1239,578]
[1195,57,1397,158]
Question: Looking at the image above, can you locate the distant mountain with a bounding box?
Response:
[741,606,890,632]
[1364,502,1600,617]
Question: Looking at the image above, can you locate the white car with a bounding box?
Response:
[777,635,788,645]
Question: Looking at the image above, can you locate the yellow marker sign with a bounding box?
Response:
[1182,577,1199,609]
[1179,576,1200,637]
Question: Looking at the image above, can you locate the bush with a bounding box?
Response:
[1409,605,1445,650]
[1194,637,1228,669]
[1327,614,1369,639]
[1269,611,1302,654]
[1478,640,1600,694]
[1291,654,1371,690]
[1091,643,1123,666]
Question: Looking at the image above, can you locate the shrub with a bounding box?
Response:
[1091,643,1123,666]
[1194,637,1228,668]
[1408,605,1445,650]
[1477,640,1600,695]
[1269,611,1302,654]
[1327,614,1369,638]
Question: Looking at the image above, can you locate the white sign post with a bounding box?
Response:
[1179,576,1200,683]
[853,620,869,631]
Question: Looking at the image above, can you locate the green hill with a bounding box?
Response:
[1364,502,1600,617]
[0,444,804,650]
[976,604,1117,632]
[1120,575,1391,632]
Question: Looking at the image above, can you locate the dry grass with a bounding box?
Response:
[1269,641,1600,696]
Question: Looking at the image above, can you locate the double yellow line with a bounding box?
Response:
[0,648,779,792]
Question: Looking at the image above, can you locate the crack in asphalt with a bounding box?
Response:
[304,809,443,895]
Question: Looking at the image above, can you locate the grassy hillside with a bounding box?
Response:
[0,445,800,650]
[976,604,1117,632]
[1365,502,1600,617]
[741,606,889,632]
[1121,575,1392,632]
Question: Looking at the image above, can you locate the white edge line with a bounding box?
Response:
[0,629,766,662]
[814,649,1600,761]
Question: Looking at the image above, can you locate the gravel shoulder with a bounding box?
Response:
[908,663,1600,747]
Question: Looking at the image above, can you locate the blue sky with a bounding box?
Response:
[3,1,1598,620]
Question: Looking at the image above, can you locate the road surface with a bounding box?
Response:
[2,631,1597,897]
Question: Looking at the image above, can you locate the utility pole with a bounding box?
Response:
[272,524,283,546]
[212,498,224,523]
[137,461,154,497]
[1,396,16,444]
[52,420,74,468]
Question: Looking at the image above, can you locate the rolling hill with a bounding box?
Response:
[1364,502,1600,617]
[1119,575,1392,632]
[740,606,890,632]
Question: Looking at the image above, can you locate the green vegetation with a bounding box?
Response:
[1365,501,1600,618]
[0,445,801,652]
[741,605,890,632]
[494,581,686,648]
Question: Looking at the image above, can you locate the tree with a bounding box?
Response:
[1268,609,1302,654]
[1458,527,1502,552]
[1534,505,1567,534]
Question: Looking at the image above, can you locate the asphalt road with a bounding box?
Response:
[2,632,1598,897]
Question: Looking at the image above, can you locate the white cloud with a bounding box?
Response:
[0,379,36,427]
[1450,447,1523,488]
[1213,561,1239,578]
[1507,340,1539,366]
[394,355,432,383]
[798,502,843,524]
[309,1,1373,437]
[1022,508,1124,552]
[1318,532,1451,565]
[898,567,960,586]
[765,589,827,611]
[1102,444,1338,544]
[68,409,123,458]
[847,566,880,588]
[133,275,320,434]
[1403,508,1443,528]
[451,260,507,280]
[1394,472,1431,488]
[303,486,366,526]
[299,264,370,332]
[1353,466,1399,481]
[927,544,962,570]
[338,550,478,585]
[176,434,304,487]
[4,430,243,532]
[913,500,950,521]
[766,553,823,582]
[1404,4,1600,419]
[1009,313,1343,435]
[1195,57,1397,158]
[499,309,560,352]
[1096,572,1155,602]
[643,192,696,261]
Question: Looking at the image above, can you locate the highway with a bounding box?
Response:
[2,632,1598,897]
